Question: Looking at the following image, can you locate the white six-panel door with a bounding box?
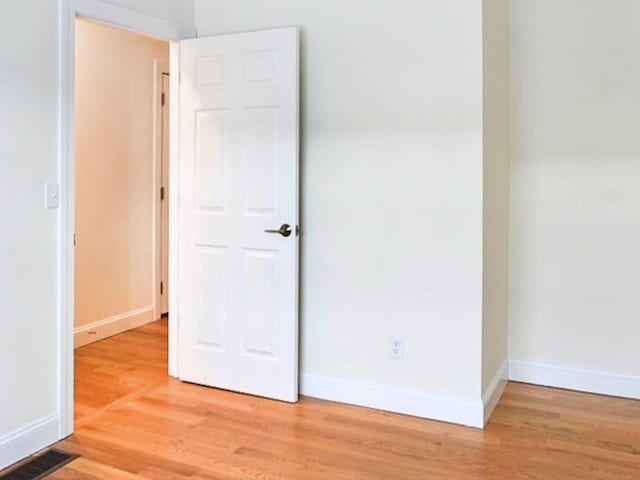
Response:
[178,28,299,402]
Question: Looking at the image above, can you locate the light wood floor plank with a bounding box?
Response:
[48,319,640,479]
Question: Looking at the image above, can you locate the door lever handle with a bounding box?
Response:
[265,223,292,237]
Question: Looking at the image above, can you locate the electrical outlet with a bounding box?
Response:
[390,337,405,360]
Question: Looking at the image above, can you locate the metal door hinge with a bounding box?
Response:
[296,225,300,237]
[160,186,165,200]
[161,92,166,106]
[73,233,76,246]
[160,281,164,295]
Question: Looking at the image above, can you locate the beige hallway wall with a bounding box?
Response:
[75,19,168,342]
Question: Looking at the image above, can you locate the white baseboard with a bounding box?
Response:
[509,360,640,400]
[482,360,509,425]
[300,373,484,428]
[75,304,156,348]
[0,414,60,471]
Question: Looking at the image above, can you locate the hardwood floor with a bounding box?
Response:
[51,319,640,479]
[73,319,168,427]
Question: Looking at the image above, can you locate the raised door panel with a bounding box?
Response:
[244,107,279,215]
[242,249,277,358]
[194,246,228,351]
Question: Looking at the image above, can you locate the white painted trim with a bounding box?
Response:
[70,0,195,41]
[168,42,180,378]
[0,414,60,471]
[58,0,191,445]
[152,59,161,322]
[58,0,76,441]
[482,360,508,425]
[301,373,484,428]
[74,305,156,348]
[509,360,640,400]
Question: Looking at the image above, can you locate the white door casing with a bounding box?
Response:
[160,73,170,315]
[178,28,300,402]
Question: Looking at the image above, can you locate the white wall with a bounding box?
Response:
[74,19,168,344]
[0,0,193,470]
[0,0,60,449]
[0,2,520,468]
[481,0,510,396]
[195,0,489,420]
[510,0,640,394]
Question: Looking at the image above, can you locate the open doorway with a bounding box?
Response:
[72,18,171,425]
[59,5,299,437]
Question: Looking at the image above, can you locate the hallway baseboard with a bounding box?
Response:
[74,305,156,348]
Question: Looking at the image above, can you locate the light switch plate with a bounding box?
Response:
[45,182,60,209]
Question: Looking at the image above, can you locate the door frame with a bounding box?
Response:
[58,0,193,439]
[158,72,171,317]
